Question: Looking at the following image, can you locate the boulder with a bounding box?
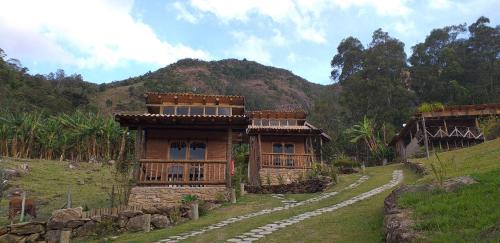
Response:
[201,202,220,212]
[47,207,83,230]
[0,233,26,242]
[9,222,45,235]
[73,220,97,237]
[125,214,151,232]
[1,168,20,179]
[45,230,61,243]
[151,214,170,229]
[118,210,143,219]
[24,232,41,243]
[65,219,89,229]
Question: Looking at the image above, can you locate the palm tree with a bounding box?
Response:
[345,116,378,152]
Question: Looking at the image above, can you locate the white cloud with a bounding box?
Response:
[393,20,416,36]
[173,2,200,24]
[0,0,209,69]
[287,52,297,63]
[229,32,272,64]
[427,0,452,10]
[332,0,411,17]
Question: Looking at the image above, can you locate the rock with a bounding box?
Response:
[441,176,477,192]
[69,164,76,169]
[65,219,88,229]
[24,232,41,242]
[0,233,26,242]
[1,168,21,179]
[10,222,45,235]
[141,206,160,215]
[45,230,61,243]
[118,210,143,218]
[384,210,419,243]
[18,163,31,172]
[125,214,151,232]
[151,214,170,229]
[7,188,24,197]
[47,207,83,230]
[73,220,97,237]
[201,202,220,212]
[0,227,8,237]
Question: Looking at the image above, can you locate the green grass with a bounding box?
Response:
[106,173,363,243]
[415,138,500,183]
[399,169,500,242]
[0,157,116,224]
[114,164,414,243]
[263,165,420,243]
[400,138,500,242]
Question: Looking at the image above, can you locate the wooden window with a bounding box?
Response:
[287,119,297,126]
[163,106,175,115]
[272,143,283,166]
[170,142,187,160]
[252,119,262,126]
[190,107,204,115]
[168,165,184,181]
[218,107,231,116]
[189,142,206,160]
[279,120,288,126]
[261,119,270,126]
[205,107,216,115]
[176,107,189,115]
[284,144,294,154]
[269,120,280,126]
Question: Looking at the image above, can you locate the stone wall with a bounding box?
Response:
[259,168,309,185]
[128,186,230,207]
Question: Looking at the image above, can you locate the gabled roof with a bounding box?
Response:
[246,110,306,119]
[145,92,245,106]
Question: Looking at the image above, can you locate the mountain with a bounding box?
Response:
[95,58,325,114]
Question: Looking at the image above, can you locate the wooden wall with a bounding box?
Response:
[261,136,307,154]
[144,129,228,161]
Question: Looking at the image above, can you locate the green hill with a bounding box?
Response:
[400,138,500,242]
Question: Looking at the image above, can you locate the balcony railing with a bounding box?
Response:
[260,153,313,169]
[138,159,226,185]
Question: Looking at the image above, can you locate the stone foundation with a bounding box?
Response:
[128,186,230,207]
[259,168,309,185]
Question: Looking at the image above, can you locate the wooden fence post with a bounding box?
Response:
[20,192,26,222]
[191,202,199,220]
[67,188,72,208]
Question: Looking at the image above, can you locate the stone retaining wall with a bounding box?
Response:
[259,168,309,185]
[128,186,230,207]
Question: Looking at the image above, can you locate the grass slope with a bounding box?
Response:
[400,138,500,242]
[0,157,115,224]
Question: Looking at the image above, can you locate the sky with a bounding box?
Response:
[0,0,499,85]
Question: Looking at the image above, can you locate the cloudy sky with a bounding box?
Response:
[1,0,499,84]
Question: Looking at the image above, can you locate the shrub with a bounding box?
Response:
[430,153,449,188]
[276,174,285,185]
[181,194,198,204]
[95,218,117,237]
[169,207,182,224]
[214,192,226,203]
[479,116,500,140]
[332,154,359,168]
[418,102,445,113]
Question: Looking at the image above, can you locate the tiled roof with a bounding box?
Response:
[145,92,245,99]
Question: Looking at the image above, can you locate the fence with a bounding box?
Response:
[81,205,143,219]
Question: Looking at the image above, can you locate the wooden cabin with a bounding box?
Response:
[115,92,249,206]
[246,110,330,186]
[390,103,500,161]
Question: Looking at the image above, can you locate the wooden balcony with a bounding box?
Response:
[260,153,313,169]
[138,159,226,186]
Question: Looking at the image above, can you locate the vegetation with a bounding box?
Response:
[0,158,116,224]
[0,111,133,162]
[400,138,500,242]
[479,116,500,140]
[417,102,445,113]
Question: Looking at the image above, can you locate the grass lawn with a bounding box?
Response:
[106,173,363,243]
[415,138,500,183]
[0,157,116,224]
[115,164,415,243]
[262,165,420,243]
[398,138,500,242]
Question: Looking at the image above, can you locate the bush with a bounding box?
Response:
[332,154,359,168]
[418,102,445,113]
[95,218,117,237]
[181,194,198,204]
[479,116,500,140]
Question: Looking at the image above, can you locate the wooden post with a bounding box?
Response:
[191,202,199,220]
[240,183,246,195]
[111,184,115,208]
[67,187,72,208]
[60,230,71,243]
[230,188,236,204]
[475,117,484,141]
[134,126,143,181]
[422,117,430,159]
[257,134,262,169]
[319,138,324,165]
[20,192,26,222]
[226,127,232,188]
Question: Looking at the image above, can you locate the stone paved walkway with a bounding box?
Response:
[154,175,369,243]
[226,170,403,243]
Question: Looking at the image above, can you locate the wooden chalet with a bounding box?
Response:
[390,103,500,161]
[115,92,250,206]
[246,110,331,186]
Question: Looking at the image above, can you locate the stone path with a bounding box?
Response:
[154,175,369,243]
[226,170,404,243]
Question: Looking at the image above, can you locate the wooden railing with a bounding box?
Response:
[260,153,313,169]
[138,159,226,185]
